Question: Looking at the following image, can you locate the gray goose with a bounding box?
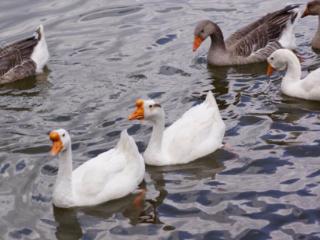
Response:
[0,25,49,85]
[302,0,320,49]
[193,5,301,66]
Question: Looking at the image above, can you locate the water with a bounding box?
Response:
[0,0,320,239]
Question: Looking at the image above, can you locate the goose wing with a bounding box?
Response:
[226,4,300,57]
[163,92,225,164]
[0,36,38,77]
[72,130,143,201]
[72,149,127,198]
[301,68,320,92]
[0,60,36,84]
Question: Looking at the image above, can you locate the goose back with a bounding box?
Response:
[0,36,38,75]
[226,4,300,58]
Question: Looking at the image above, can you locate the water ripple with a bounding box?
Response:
[0,0,319,239]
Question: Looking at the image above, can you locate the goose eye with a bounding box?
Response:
[270,57,274,61]
[149,104,153,108]
[62,133,65,137]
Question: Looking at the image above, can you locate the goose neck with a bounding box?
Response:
[283,53,301,83]
[146,115,165,153]
[312,16,320,48]
[209,26,226,52]
[56,144,73,190]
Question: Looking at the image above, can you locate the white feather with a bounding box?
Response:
[141,91,225,166]
[279,7,301,49]
[268,49,320,101]
[51,129,145,208]
[31,25,49,73]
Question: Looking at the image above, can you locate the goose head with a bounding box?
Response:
[193,20,223,52]
[302,0,320,18]
[128,99,163,123]
[49,129,71,155]
[266,49,293,76]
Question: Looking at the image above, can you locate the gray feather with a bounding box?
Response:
[200,4,301,66]
[227,5,299,58]
[0,60,36,85]
[0,30,40,84]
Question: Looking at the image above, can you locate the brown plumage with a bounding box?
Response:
[193,4,300,66]
[301,0,320,49]
[0,26,48,85]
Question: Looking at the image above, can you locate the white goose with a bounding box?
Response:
[267,49,320,101]
[128,91,225,166]
[49,129,145,208]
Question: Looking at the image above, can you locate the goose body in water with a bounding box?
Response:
[267,49,320,101]
[128,91,225,166]
[193,5,301,66]
[0,25,49,85]
[49,129,145,208]
[302,0,320,49]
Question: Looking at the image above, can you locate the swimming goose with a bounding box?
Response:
[49,129,145,208]
[302,0,320,49]
[193,5,301,66]
[128,91,225,166]
[0,25,49,85]
[267,49,320,101]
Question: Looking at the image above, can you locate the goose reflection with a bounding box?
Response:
[148,150,226,180]
[53,207,82,240]
[0,67,50,91]
[52,148,230,238]
[141,151,228,229]
[207,61,270,81]
[206,62,270,109]
[53,185,147,240]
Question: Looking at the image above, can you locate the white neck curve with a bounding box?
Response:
[145,113,165,155]
[282,51,301,83]
[53,143,73,206]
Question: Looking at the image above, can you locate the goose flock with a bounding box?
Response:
[2,2,320,208]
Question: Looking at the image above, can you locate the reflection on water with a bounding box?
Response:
[51,155,225,239]
[1,0,320,239]
[54,207,82,240]
[53,192,147,239]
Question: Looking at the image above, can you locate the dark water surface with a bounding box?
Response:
[0,0,320,239]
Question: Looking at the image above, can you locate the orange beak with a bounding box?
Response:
[266,63,275,76]
[128,99,144,120]
[301,7,310,18]
[49,131,63,156]
[193,36,203,52]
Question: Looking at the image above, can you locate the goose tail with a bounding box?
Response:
[278,5,301,49]
[35,24,45,41]
[116,130,141,159]
[204,91,218,108]
[31,24,49,73]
